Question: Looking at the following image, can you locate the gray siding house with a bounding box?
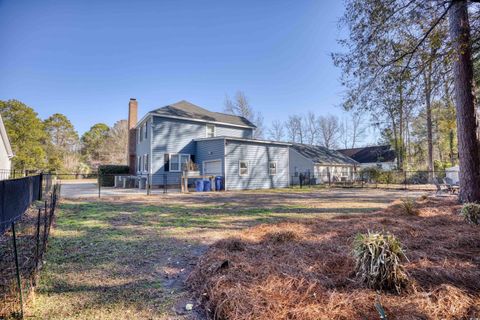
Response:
[128,99,290,190]
[128,99,359,190]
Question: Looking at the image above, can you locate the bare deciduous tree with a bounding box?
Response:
[317,115,340,149]
[268,120,285,141]
[224,91,265,139]
[305,112,319,145]
[339,112,367,149]
[285,115,303,143]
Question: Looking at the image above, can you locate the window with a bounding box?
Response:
[144,122,148,139]
[239,160,249,176]
[206,124,215,138]
[137,156,141,172]
[169,153,190,172]
[144,154,149,172]
[170,154,179,171]
[269,161,277,175]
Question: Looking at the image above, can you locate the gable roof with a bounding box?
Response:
[291,143,358,166]
[0,114,13,158]
[337,145,396,163]
[148,100,256,128]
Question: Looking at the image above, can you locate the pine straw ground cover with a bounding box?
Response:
[188,197,480,319]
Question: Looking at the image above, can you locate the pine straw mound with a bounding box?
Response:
[187,197,480,320]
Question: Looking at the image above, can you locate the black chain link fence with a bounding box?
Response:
[290,170,451,191]
[0,174,60,319]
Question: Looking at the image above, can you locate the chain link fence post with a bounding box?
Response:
[11,222,24,319]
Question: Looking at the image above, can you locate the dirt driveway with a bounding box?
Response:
[31,187,427,319]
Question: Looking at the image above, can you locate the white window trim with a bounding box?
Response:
[169,153,190,172]
[269,161,277,176]
[239,160,249,176]
[206,124,216,138]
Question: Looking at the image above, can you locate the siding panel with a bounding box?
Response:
[196,140,225,175]
[225,141,289,190]
[289,148,314,177]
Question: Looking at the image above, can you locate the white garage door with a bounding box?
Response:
[204,160,222,176]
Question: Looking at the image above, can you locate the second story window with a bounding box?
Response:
[144,122,148,139]
[206,124,215,138]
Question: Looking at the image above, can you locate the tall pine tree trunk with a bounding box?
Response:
[424,66,434,181]
[449,0,480,202]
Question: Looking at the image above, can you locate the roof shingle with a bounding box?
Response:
[337,145,396,163]
[291,143,358,165]
[150,100,256,128]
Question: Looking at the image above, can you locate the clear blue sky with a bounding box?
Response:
[0,0,354,138]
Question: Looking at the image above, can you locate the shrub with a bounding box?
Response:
[460,203,480,225]
[98,165,130,186]
[400,198,418,215]
[359,167,381,183]
[353,231,408,293]
[377,171,394,184]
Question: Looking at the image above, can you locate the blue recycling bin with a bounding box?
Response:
[215,176,223,191]
[203,179,211,191]
[195,180,204,192]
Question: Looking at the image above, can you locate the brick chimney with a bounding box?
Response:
[128,98,138,174]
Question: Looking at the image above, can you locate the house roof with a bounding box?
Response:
[0,114,13,158]
[290,143,358,166]
[148,100,256,128]
[195,136,291,146]
[337,145,396,163]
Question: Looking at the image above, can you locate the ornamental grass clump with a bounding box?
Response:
[460,203,480,225]
[353,231,409,294]
[400,198,417,215]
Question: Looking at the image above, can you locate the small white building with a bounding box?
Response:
[0,114,14,177]
[289,143,358,184]
[445,165,459,185]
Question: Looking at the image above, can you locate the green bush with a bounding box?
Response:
[353,231,409,294]
[377,171,394,184]
[460,203,480,225]
[400,198,417,215]
[359,167,381,183]
[98,165,130,186]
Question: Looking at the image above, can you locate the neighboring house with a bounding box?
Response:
[337,145,397,170]
[289,143,358,183]
[128,99,290,190]
[0,113,14,176]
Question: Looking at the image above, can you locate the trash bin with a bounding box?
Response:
[195,180,204,192]
[203,179,211,192]
[215,176,223,191]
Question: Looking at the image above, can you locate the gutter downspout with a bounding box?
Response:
[223,138,227,191]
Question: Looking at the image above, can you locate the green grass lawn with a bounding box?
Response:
[30,189,413,319]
